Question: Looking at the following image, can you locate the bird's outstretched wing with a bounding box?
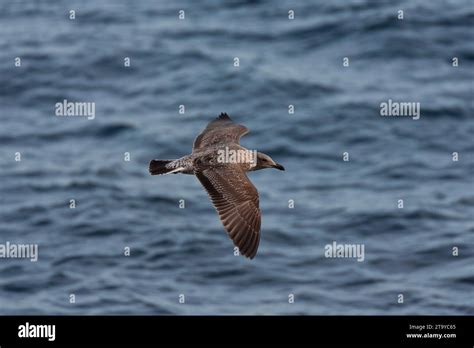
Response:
[193,113,249,151]
[195,164,261,259]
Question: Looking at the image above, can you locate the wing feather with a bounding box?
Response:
[193,113,249,151]
[195,165,260,259]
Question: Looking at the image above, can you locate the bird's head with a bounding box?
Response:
[253,152,285,171]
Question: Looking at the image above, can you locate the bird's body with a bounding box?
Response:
[149,113,284,259]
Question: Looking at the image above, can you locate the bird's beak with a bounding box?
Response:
[272,163,285,171]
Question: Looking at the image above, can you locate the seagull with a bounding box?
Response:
[149,113,284,259]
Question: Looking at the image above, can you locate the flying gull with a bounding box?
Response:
[149,113,284,259]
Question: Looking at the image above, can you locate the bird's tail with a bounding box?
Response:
[149,160,179,175]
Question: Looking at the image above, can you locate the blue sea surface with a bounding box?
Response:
[0,0,473,314]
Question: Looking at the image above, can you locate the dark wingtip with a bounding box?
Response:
[218,112,231,121]
[241,251,256,260]
[248,249,257,259]
[243,242,258,259]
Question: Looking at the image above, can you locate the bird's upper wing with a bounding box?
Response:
[193,113,249,151]
[195,164,261,259]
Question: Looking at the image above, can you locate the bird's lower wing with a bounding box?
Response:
[195,166,261,259]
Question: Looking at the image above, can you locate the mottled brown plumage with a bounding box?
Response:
[149,113,284,259]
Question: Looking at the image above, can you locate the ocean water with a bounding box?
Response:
[0,0,473,315]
